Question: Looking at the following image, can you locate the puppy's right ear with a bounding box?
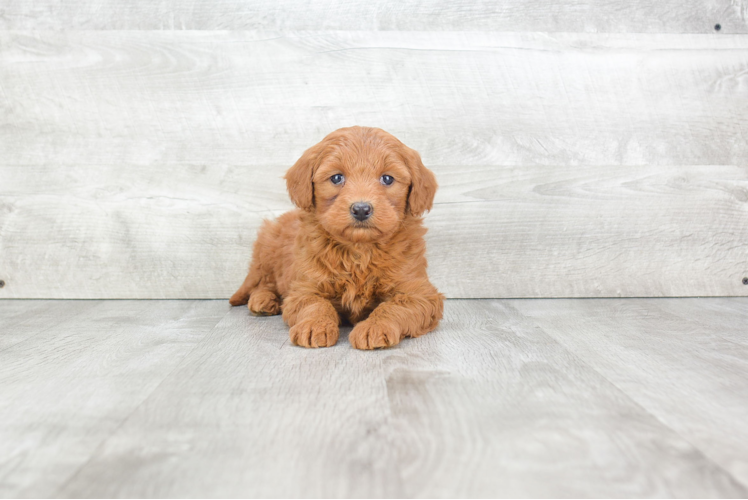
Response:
[284,140,328,211]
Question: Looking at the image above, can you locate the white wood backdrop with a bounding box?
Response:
[1,0,747,32]
[0,24,747,298]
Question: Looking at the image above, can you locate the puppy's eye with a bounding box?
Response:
[330,174,345,185]
[380,174,394,186]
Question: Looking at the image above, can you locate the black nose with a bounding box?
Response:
[350,202,373,221]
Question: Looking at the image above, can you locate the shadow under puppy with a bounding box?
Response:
[230,126,444,349]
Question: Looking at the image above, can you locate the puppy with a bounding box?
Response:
[230,126,444,349]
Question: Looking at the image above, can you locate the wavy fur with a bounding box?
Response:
[230,126,444,349]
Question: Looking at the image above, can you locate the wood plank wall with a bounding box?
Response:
[0,4,747,298]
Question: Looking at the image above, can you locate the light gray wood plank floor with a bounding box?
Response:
[1,298,747,497]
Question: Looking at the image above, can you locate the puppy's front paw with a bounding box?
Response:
[349,319,400,350]
[289,316,339,348]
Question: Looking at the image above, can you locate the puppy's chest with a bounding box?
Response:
[329,257,392,315]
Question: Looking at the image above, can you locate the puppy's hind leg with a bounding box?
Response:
[230,264,281,315]
[228,267,258,306]
[247,287,281,316]
[230,219,283,315]
[229,266,281,315]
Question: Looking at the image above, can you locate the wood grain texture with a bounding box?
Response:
[511,297,748,488]
[432,164,748,297]
[57,305,401,498]
[0,300,102,350]
[0,0,746,32]
[0,300,229,497]
[0,299,736,497]
[2,32,748,167]
[2,163,747,299]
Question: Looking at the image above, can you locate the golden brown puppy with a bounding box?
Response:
[230,126,444,349]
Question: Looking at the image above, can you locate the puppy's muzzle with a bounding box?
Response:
[350,202,373,221]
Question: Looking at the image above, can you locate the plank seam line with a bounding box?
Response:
[0,301,105,354]
[517,304,748,491]
[51,301,234,497]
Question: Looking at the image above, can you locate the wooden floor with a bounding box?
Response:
[1,298,747,498]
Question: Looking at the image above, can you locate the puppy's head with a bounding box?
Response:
[285,126,437,243]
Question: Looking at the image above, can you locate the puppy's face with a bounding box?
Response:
[285,127,437,243]
[311,140,412,243]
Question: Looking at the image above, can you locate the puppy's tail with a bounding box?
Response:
[229,270,260,306]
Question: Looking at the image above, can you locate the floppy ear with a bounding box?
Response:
[401,146,438,216]
[284,140,329,211]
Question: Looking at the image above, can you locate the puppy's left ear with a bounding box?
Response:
[401,146,438,216]
[284,139,328,211]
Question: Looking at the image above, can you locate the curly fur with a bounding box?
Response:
[230,126,444,349]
